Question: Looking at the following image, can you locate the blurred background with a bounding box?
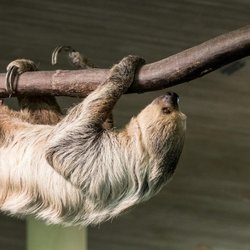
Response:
[0,1,250,250]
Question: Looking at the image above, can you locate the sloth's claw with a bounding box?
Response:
[5,65,19,96]
[51,45,94,69]
[5,59,37,96]
[51,45,75,65]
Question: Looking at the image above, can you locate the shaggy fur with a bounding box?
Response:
[0,56,186,226]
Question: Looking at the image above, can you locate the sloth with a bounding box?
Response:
[0,51,186,226]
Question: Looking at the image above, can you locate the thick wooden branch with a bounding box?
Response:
[0,26,249,98]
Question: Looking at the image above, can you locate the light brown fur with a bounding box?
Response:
[0,56,186,226]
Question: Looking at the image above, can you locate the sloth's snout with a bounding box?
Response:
[160,92,179,109]
[163,92,179,106]
[152,92,180,111]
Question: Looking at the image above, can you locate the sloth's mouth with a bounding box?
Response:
[160,93,180,113]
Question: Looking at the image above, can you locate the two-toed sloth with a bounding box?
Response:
[0,53,186,226]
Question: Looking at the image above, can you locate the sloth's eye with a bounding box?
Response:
[162,107,171,114]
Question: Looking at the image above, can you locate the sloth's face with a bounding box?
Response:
[136,92,186,185]
[137,92,186,139]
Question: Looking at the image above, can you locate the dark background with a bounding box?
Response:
[0,1,250,250]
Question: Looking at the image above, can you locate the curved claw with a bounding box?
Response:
[5,59,38,96]
[52,45,94,69]
[51,46,75,65]
[5,65,19,96]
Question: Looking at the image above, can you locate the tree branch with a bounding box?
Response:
[0,26,249,98]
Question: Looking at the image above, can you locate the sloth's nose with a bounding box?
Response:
[153,92,180,109]
[163,92,179,106]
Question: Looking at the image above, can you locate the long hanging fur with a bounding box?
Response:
[0,56,186,226]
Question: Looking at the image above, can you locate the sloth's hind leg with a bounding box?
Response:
[6,59,63,125]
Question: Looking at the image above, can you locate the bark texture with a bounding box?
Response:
[0,26,249,98]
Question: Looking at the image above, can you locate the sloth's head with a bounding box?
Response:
[137,92,186,129]
[136,92,186,190]
[137,92,186,145]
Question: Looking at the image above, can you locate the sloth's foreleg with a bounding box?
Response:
[46,55,145,189]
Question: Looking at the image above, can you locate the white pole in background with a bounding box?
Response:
[27,218,87,250]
